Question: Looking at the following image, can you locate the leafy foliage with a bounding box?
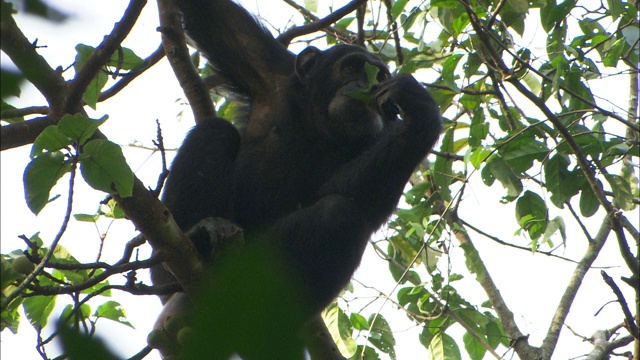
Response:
[1,0,637,359]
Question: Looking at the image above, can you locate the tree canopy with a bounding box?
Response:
[1,0,638,359]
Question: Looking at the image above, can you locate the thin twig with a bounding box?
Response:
[1,161,77,311]
[600,271,640,339]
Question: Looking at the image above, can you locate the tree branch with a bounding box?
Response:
[65,0,147,114]
[0,4,68,110]
[1,162,77,310]
[382,0,403,64]
[444,210,542,358]
[539,217,612,358]
[98,44,166,102]
[600,271,640,339]
[278,0,366,46]
[1,116,56,151]
[157,0,216,124]
[0,106,49,120]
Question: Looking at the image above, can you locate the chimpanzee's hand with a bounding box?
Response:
[372,74,438,127]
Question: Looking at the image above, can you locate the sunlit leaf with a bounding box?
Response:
[23,295,56,331]
[516,191,548,240]
[23,152,71,215]
[94,301,134,329]
[429,332,462,360]
[79,139,133,197]
[368,314,396,358]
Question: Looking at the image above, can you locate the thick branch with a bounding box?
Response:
[114,178,204,297]
[1,116,55,151]
[540,217,612,358]
[65,0,147,114]
[0,4,68,110]
[0,106,49,120]
[1,0,147,150]
[302,315,346,360]
[157,0,216,123]
[585,331,634,360]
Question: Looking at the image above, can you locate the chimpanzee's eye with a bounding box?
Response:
[377,68,391,82]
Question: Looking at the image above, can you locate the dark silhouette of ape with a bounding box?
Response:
[152,0,441,331]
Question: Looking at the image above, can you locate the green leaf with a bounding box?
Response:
[429,332,462,360]
[468,110,488,147]
[349,345,382,360]
[23,295,56,331]
[368,314,396,359]
[391,0,410,21]
[58,114,108,145]
[462,53,483,79]
[485,156,523,198]
[460,241,487,282]
[31,125,72,158]
[606,0,624,20]
[557,124,602,156]
[74,44,108,109]
[59,303,91,325]
[323,303,356,357]
[463,332,486,360]
[579,181,601,217]
[605,174,635,211]
[1,259,23,334]
[74,213,100,222]
[546,23,567,62]
[442,54,463,91]
[86,73,108,109]
[350,312,369,331]
[469,147,491,170]
[79,139,133,197]
[503,138,548,174]
[501,0,528,35]
[304,0,317,12]
[485,318,503,349]
[52,246,89,284]
[94,301,134,329]
[344,63,381,104]
[23,152,71,214]
[544,154,579,207]
[541,0,576,33]
[80,270,112,297]
[101,198,126,219]
[515,191,548,240]
[603,37,625,67]
[107,47,144,70]
[403,181,432,205]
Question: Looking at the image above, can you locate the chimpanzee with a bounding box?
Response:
[152,0,441,337]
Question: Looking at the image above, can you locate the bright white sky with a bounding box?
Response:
[1,1,637,359]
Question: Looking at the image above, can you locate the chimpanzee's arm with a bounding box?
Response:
[162,117,240,231]
[271,76,441,310]
[175,0,295,95]
[319,75,443,227]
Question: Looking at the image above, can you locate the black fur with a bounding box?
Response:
[152,0,442,315]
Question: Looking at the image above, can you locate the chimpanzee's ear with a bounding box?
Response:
[295,47,322,84]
